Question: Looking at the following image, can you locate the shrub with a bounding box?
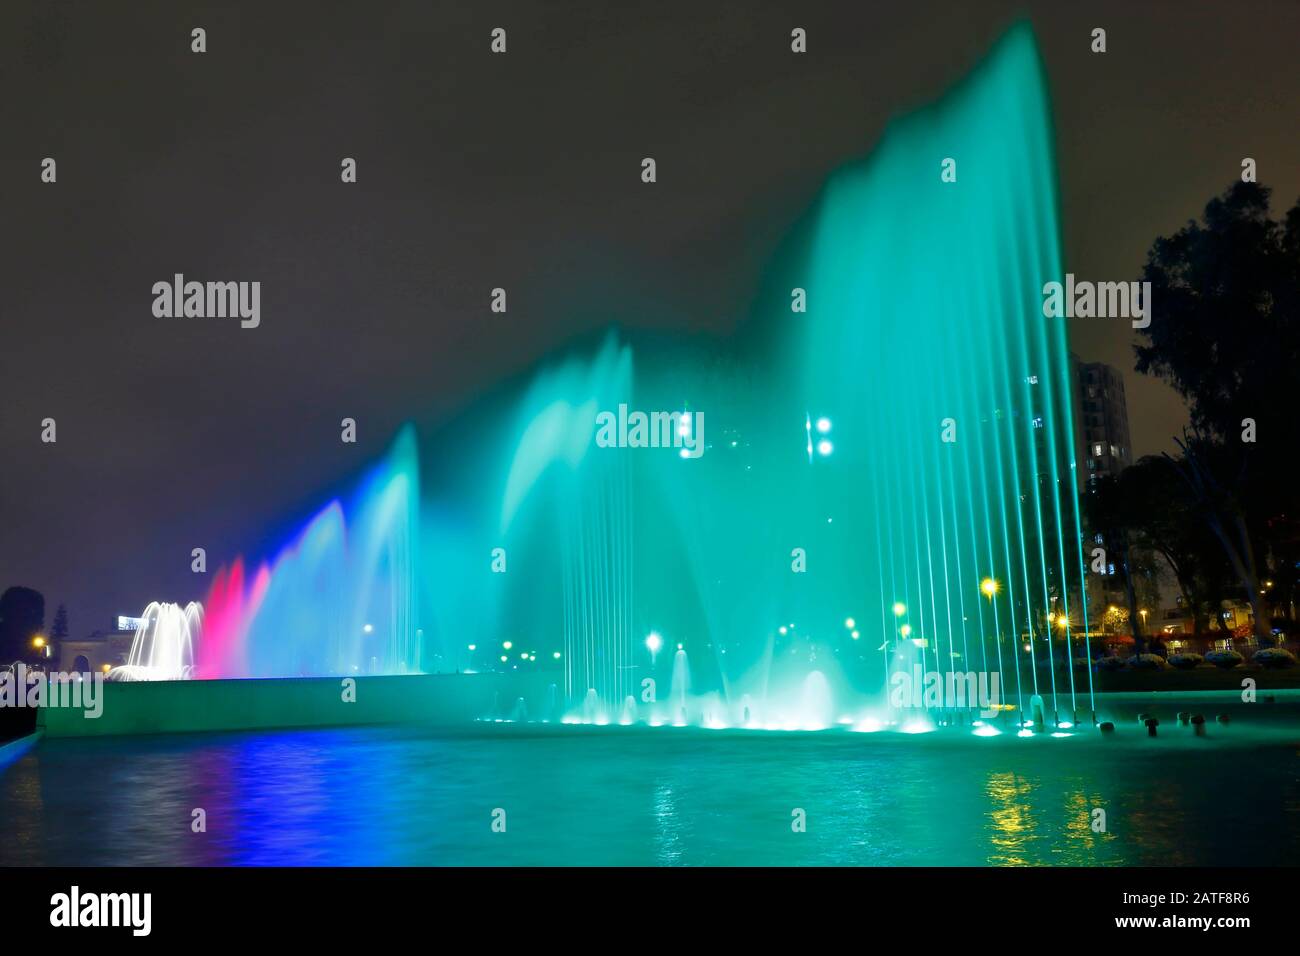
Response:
[1128,653,1169,670]
[1253,647,1297,669]
[1168,653,1204,670]
[1096,656,1126,671]
[1205,650,1245,670]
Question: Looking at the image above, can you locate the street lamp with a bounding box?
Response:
[981,578,999,599]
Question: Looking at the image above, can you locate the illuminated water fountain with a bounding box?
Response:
[111,602,201,681]
[124,25,1092,738]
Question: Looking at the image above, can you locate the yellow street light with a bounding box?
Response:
[32,635,46,649]
[892,602,906,617]
[980,578,999,599]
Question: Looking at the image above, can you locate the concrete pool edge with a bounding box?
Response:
[30,676,1300,740]
[36,672,552,738]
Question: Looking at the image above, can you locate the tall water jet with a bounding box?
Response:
[799,671,833,731]
[495,338,636,711]
[670,648,690,724]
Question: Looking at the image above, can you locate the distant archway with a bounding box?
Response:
[73,655,90,674]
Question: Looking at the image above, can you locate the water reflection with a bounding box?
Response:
[2,728,1297,866]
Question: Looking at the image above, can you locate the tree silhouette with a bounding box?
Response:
[0,586,45,666]
[1136,182,1300,635]
[51,603,70,641]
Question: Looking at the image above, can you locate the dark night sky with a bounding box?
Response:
[2,1,1298,637]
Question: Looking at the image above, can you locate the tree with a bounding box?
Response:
[1137,181,1300,456]
[1116,456,1230,638]
[50,604,70,641]
[0,586,46,666]
[1166,434,1274,646]
[1136,182,1300,642]
[1085,474,1159,654]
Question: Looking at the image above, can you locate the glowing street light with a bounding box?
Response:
[32,636,46,649]
[980,578,999,599]
[892,602,906,617]
[844,617,856,629]
[645,632,663,655]
[503,640,513,650]
[900,624,913,638]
